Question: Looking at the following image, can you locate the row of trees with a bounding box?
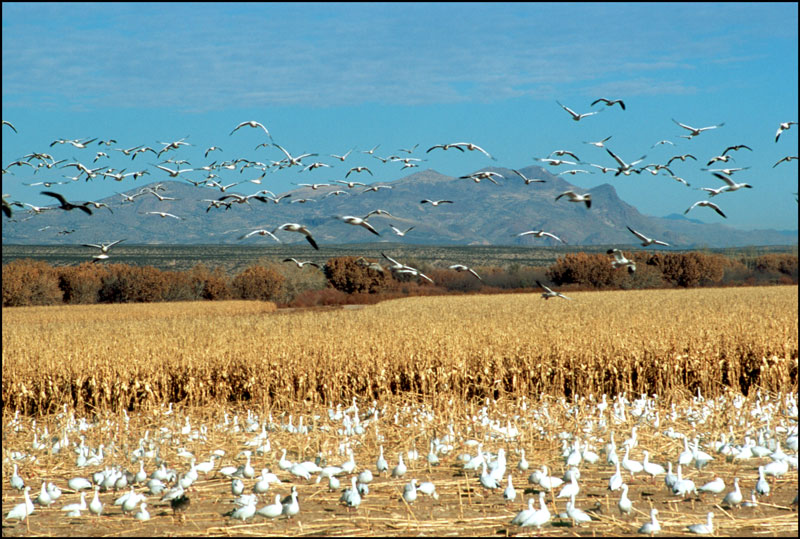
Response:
[3,251,797,307]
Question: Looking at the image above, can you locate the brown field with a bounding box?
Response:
[2,287,798,536]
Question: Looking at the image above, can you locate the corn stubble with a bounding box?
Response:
[3,287,797,415]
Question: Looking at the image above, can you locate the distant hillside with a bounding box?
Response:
[2,166,796,247]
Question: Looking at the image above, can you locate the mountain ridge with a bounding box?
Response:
[2,165,796,248]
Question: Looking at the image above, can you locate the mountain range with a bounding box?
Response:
[2,165,796,247]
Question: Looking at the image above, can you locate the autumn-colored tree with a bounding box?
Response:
[58,262,109,304]
[2,259,63,306]
[644,252,725,287]
[231,264,285,301]
[324,256,391,294]
[755,254,798,280]
[546,252,628,288]
[189,263,231,300]
[98,264,169,303]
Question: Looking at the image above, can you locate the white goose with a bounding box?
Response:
[626,226,669,247]
[230,120,271,138]
[555,190,591,208]
[684,200,726,218]
[557,100,600,121]
[517,229,565,244]
[673,118,725,139]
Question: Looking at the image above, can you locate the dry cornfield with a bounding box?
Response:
[2,286,797,415]
[2,288,798,536]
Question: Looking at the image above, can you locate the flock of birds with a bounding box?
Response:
[3,390,797,534]
[2,101,797,294]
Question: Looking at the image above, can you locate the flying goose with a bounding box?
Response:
[238,229,281,242]
[336,215,381,236]
[721,144,752,155]
[706,154,734,166]
[606,148,646,175]
[516,230,565,244]
[549,149,581,161]
[420,199,453,206]
[273,223,319,250]
[230,120,271,138]
[273,144,317,168]
[684,200,726,218]
[666,154,697,166]
[608,248,636,273]
[451,142,495,159]
[626,226,669,247]
[345,166,373,178]
[555,190,591,208]
[584,135,613,148]
[40,191,93,215]
[283,258,320,269]
[536,157,577,166]
[709,172,752,193]
[773,156,797,167]
[775,121,797,142]
[426,143,465,153]
[459,171,502,184]
[449,264,482,281]
[330,149,354,161]
[2,120,18,133]
[672,118,725,138]
[510,169,545,184]
[82,239,125,261]
[143,211,183,220]
[591,98,626,110]
[557,100,600,121]
[389,224,415,236]
[537,280,571,300]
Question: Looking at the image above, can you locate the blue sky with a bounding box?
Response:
[2,2,798,234]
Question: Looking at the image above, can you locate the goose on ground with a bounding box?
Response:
[687,512,714,534]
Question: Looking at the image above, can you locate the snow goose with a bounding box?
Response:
[638,508,661,535]
[258,494,283,519]
[451,142,495,159]
[537,280,571,300]
[618,483,633,515]
[230,120,271,138]
[684,200,726,218]
[6,487,34,521]
[448,264,482,281]
[272,223,319,250]
[627,226,669,247]
[591,97,625,110]
[336,215,381,236]
[775,121,797,142]
[510,168,546,184]
[608,249,636,274]
[687,512,714,534]
[557,100,600,121]
[672,119,725,139]
[555,190,591,208]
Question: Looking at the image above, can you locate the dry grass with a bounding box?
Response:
[3,287,797,415]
